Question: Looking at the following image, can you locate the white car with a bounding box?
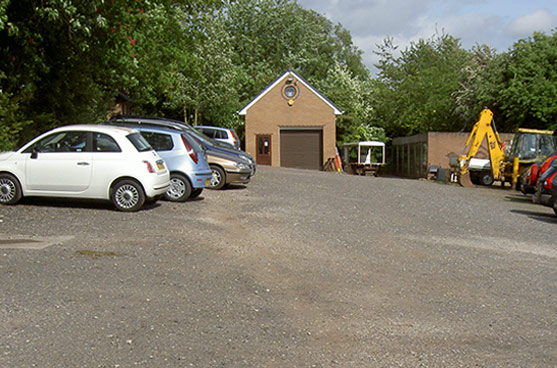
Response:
[195,125,241,149]
[0,125,170,211]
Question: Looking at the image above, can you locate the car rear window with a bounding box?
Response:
[126,132,152,152]
[187,127,213,146]
[200,128,215,138]
[140,131,174,151]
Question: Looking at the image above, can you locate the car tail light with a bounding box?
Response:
[229,129,237,147]
[143,160,154,173]
[181,134,198,164]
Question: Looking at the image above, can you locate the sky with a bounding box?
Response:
[296,0,557,74]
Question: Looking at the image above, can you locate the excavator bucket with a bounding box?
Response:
[458,172,476,187]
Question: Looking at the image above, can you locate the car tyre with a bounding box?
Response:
[111,179,145,212]
[165,173,192,202]
[190,188,203,199]
[209,165,226,190]
[0,173,22,205]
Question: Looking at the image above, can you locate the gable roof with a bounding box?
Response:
[237,70,343,116]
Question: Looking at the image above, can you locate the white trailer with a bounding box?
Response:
[341,141,385,176]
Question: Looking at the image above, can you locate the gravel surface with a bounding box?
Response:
[1,166,556,367]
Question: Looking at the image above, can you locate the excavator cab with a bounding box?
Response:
[508,129,555,161]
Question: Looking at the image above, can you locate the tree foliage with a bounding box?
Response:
[497,31,557,130]
[0,0,152,144]
[372,34,471,137]
[1,0,556,152]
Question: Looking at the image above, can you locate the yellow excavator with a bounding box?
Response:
[457,108,555,188]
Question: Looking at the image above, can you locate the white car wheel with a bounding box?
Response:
[0,174,22,205]
[112,180,145,212]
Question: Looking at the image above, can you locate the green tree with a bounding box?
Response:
[215,0,371,140]
[497,31,557,130]
[163,11,240,126]
[0,0,148,145]
[124,1,226,118]
[372,34,471,137]
[314,62,378,145]
[453,44,505,130]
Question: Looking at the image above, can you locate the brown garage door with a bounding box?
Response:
[280,129,323,170]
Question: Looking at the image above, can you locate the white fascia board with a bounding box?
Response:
[238,71,343,116]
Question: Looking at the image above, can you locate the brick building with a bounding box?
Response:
[238,70,342,170]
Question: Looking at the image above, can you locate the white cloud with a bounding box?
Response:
[506,9,556,37]
[300,0,438,36]
[296,0,557,73]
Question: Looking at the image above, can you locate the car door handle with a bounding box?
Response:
[77,162,90,166]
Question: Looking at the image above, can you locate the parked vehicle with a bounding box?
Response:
[111,124,212,201]
[457,108,555,188]
[107,116,254,189]
[203,150,252,189]
[519,162,538,194]
[532,155,557,215]
[341,141,385,176]
[0,125,170,211]
[518,155,553,195]
[195,125,240,149]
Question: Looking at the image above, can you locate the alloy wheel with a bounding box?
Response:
[114,183,140,209]
[0,178,16,203]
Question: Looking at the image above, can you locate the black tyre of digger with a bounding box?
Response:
[479,171,494,186]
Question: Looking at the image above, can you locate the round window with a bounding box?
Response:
[284,86,297,98]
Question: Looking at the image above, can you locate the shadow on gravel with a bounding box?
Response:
[220,184,248,191]
[19,197,161,212]
[510,209,557,224]
[185,196,205,202]
[505,194,535,203]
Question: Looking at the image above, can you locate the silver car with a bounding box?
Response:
[195,125,241,150]
[108,124,212,201]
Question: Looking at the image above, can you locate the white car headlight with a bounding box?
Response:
[241,155,254,164]
[235,162,249,170]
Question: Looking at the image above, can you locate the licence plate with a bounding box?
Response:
[205,179,211,185]
[156,161,165,170]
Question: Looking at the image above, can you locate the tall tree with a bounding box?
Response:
[163,10,240,126]
[497,31,557,130]
[453,44,504,130]
[220,0,368,103]
[372,34,471,137]
[0,0,148,145]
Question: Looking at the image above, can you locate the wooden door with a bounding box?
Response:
[256,135,272,165]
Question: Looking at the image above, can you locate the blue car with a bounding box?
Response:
[106,123,212,202]
[108,116,257,176]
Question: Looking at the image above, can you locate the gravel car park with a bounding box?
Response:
[1,166,556,367]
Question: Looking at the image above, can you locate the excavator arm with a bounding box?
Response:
[458,109,505,186]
